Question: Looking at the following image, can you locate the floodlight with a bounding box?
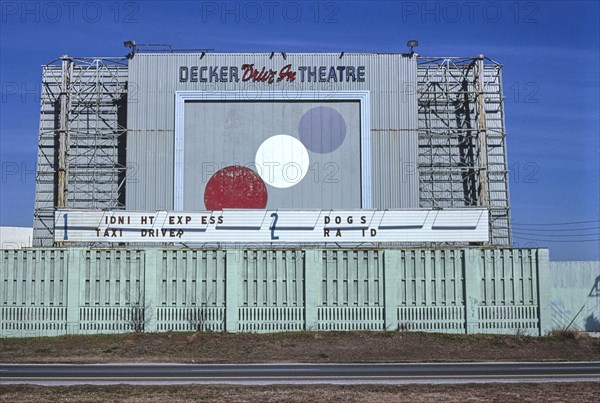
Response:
[407,40,418,54]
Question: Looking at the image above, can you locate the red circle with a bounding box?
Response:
[204,165,268,210]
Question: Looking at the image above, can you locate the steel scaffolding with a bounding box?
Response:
[417,56,511,246]
[33,56,128,246]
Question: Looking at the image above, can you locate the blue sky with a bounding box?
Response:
[1,0,598,260]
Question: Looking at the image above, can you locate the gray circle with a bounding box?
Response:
[298,106,347,154]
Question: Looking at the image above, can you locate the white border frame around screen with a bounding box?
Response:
[174,90,371,211]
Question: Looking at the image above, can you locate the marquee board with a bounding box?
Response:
[54,209,489,244]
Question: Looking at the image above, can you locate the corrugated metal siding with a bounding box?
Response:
[126,53,419,210]
[485,66,511,245]
[126,129,174,210]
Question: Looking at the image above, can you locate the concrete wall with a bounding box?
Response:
[548,261,600,332]
[1,247,547,338]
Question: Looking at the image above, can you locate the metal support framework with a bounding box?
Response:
[417,56,511,246]
[31,53,511,247]
[33,57,128,246]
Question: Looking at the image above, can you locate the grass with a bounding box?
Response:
[548,327,584,340]
[1,330,598,363]
[2,331,597,402]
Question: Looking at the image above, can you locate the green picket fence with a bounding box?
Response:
[0,247,550,337]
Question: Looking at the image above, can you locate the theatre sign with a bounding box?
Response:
[54,209,489,244]
[178,63,366,84]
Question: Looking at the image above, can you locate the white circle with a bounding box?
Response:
[255,135,309,188]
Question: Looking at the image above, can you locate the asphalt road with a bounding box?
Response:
[1,362,599,385]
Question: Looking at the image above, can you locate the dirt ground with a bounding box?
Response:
[2,331,598,402]
[1,330,598,363]
[1,383,598,403]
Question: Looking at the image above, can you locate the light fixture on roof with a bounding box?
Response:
[124,40,137,59]
[407,39,418,55]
